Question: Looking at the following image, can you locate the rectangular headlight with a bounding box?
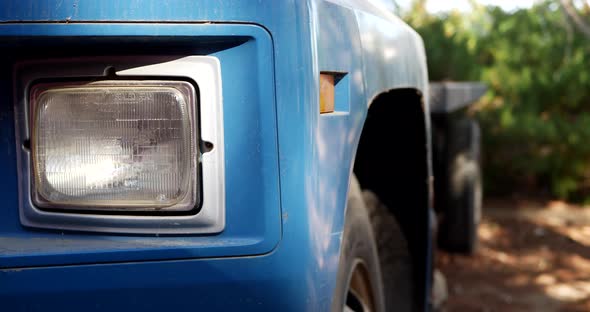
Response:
[30,80,198,211]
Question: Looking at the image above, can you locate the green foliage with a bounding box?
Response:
[404,1,590,200]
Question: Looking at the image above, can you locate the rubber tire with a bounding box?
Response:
[363,190,414,312]
[438,119,482,254]
[332,176,386,312]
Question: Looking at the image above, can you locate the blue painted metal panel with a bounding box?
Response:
[0,0,431,310]
[0,24,281,267]
[1,256,305,311]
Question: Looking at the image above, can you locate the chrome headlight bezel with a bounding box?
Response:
[14,56,225,234]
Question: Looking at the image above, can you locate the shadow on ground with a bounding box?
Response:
[438,199,590,312]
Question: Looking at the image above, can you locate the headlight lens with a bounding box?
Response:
[31,81,197,211]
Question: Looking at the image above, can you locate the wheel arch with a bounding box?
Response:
[352,87,433,311]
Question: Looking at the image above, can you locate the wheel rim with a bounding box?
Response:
[345,261,376,312]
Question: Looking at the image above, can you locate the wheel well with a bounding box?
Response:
[353,88,431,310]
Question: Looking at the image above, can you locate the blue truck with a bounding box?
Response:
[0,1,465,311]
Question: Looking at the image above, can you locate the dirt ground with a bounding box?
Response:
[437,199,590,312]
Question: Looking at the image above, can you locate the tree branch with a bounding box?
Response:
[561,0,590,39]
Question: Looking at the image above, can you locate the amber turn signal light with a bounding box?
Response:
[320,73,335,114]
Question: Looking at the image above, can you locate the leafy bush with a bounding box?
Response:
[405,1,590,201]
